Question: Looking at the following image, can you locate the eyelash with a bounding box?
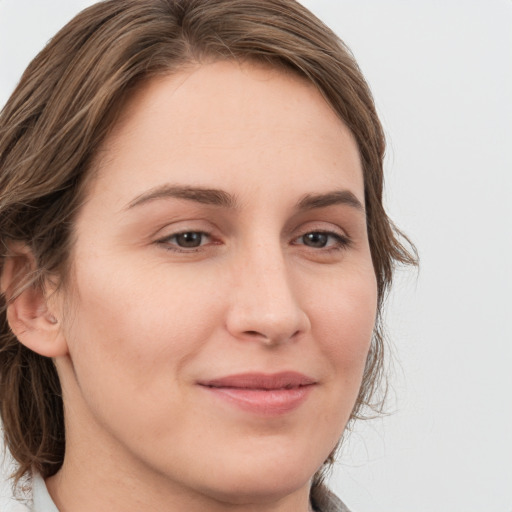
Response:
[293,230,351,252]
[156,231,214,252]
[156,229,351,253]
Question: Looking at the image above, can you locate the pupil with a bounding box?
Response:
[177,232,202,247]
[304,232,327,248]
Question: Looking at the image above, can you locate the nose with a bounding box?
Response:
[225,246,310,346]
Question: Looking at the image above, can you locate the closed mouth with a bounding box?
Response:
[198,371,317,390]
[197,372,316,415]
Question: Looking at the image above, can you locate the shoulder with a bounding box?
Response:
[0,473,59,512]
[0,471,57,512]
[0,478,31,512]
[1,500,31,512]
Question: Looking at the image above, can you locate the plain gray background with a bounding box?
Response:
[1,1,511,511]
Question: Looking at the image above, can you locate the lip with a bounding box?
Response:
[197,372,317,416]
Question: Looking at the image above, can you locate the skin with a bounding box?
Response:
[40,61,378,511]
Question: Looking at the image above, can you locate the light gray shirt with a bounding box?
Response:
[2,474,58,512]
[31,474,59,512]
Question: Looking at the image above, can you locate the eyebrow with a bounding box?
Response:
[126,184,364,214]
[296,190,365,213]
[126,185,238,210]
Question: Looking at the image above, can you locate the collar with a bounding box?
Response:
[31,474,59,512]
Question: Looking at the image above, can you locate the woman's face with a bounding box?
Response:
[54,61,377,506]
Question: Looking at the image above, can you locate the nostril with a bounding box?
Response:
[244,330,262,337]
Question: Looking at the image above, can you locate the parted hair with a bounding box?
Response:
[0,0,416,486]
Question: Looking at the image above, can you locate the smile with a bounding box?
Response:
[197,372,317,416]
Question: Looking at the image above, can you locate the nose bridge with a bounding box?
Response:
[226,237,309,344]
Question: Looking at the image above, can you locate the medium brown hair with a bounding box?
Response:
[0,0,416,486]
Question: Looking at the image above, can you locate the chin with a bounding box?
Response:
[200,469,313,506]
[187,447,323,506]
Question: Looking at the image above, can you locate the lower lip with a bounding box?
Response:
[200,385,313,415]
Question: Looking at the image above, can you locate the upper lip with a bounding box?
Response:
[198,372,317,390]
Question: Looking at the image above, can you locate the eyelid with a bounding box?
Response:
[155,229,214,250]
[289,218,353,252]
[293,229,350,248]
[151,217,223,254]
[151,216,221,239]
[152,220,352,254]
[291,220,349,238]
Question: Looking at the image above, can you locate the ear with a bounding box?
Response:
[1,244,68,358]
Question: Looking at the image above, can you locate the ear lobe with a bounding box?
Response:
[1,247,68,358]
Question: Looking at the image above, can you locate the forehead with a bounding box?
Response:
[88,60,364,210]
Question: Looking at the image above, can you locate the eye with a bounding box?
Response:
[160,231,210,249]
[296,231,349,250]
[302,232,329,248]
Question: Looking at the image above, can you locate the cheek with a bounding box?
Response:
[310,265,377,379]
[289,265,377,456]
[62,259,224,405]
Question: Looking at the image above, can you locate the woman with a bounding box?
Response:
[0,1,415,511]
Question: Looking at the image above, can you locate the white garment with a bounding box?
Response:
[31,474,59,512]
[1,474,58,512]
